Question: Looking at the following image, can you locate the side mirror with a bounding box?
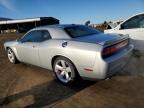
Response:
[117,24,125,30]
[16,38,23,43]
[116,25,121,30]
[20,39,32,43]
[16,38,21,42]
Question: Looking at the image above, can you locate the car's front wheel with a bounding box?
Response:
[7,48,18,64]
[53,57,77,85]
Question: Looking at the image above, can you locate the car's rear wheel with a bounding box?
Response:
[7,48,18,64]
[53,57,77,85]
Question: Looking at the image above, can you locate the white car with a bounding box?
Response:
[105,13,144,52]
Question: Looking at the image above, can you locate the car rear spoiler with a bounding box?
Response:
[98,35,129,47]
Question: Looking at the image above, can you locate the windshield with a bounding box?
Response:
[64,25,101,38]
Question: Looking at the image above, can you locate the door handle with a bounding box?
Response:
[33,45,35,48]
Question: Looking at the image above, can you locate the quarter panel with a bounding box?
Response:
[38,40,103,75]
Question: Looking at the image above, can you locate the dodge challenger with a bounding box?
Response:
[4,24,133,84]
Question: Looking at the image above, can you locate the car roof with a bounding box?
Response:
[34,24,82,30]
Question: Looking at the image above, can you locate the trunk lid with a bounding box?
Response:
[72,33,128,46]
[72,33,129,58]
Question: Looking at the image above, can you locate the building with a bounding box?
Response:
[107,20,123,29]
[89,20,123,32]
[89,23,108,32]
[0,17,12,21]
[0,17,59,33]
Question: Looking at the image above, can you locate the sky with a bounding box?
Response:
[0,0,144,24]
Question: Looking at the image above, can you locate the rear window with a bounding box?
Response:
[64,25,101,38]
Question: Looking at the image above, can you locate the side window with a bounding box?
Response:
[139,15,144,28]
[41,30,51,41]
[121,14,144,29]
[20,30,42,42]
[20,30,51,43]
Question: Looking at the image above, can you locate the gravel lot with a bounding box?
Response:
[0,33,144,108]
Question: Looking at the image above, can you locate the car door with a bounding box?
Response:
[38,30,53,69]
[16,30,42,66]
[112,14,144,50]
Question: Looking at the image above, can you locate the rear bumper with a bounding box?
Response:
[105,45,133,78]
[82,44,134,80]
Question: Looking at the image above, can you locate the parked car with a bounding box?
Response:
[4,24,133,84]
[105,13,144,51]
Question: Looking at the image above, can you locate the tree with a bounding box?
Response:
[85,20,90,26]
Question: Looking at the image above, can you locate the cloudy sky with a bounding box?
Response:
[0,0,144,24]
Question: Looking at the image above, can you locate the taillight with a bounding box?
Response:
[102,40,128,58]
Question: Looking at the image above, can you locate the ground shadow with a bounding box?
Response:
[0,79,95,108]
[117,50,144,77]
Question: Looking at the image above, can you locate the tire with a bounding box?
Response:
[7,48,18,64]
[53,57,78,85]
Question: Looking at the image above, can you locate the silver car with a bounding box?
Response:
[4,24,133,84]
